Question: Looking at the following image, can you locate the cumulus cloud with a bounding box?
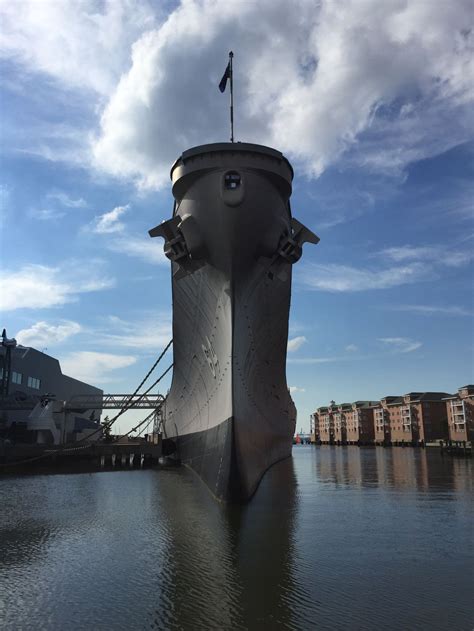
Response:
[378,337,422,353]
[0,0,157,95]
[289,386,306,394]
[91,204,129,234]
[108,234,168,265]
[345,344,358,352]
[287,336,307,352]
[16,321,82,347]
[298,262,430,292]
[0,261,115,311]
[2,1,471,188]
[92,0,474,188]
[59,351,137,384]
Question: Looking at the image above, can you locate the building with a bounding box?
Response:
[312,390,455,448]
[315,405,334,444]
[309,412,319,443]
[333,402,350,443]
[443,385,474,443]
[380,392,451,445]
[1,333,103,444]
[372,396,402,445]
[345,401,376,445]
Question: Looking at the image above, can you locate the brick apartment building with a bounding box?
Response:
[315,405,333,443]
[333,402,351,443]
[443,385,474,443]
[386,392,451,445]
[372,396,401,445]
[312,391,454,447]
[345,401,376,444]
[313,400,376,445]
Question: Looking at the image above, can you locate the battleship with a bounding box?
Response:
[150,142,318,501]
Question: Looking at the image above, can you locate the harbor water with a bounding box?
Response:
[0,446,472,630]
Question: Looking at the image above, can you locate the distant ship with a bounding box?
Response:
[150,142,318,501]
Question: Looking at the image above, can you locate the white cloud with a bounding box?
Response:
[47,191,87,208]
[345,344,358,352]
[29,191,88,220]
[0,1,158,95]
[84,206,168,265]
[16,321,82,347]
[289,386,306,394]
[91,204,129,234]
[0,261,115,311]
[91,0,474,188]
[2,2,470,188]
[28,208,66,221]
[300,239,473,293]
[287,336,307,352]
[59,351,137,384]
[12,123,93,168]
[97,314,172,350]
[378,337,422,353]
[388,304,473,317]
[380,245,473,268]
[108,234,168,265]
[298,262,430,292]
[311,183,382,230]
[288,356,342,365]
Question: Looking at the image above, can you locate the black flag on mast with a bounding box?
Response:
[219,52,234,142]
[219,61,231,93]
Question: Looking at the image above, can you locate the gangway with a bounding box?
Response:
[66,394,165,411]
[0,393,165,411]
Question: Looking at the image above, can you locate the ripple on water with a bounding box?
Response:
[0,448,472,630]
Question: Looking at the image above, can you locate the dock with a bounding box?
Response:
[0,440,164,475]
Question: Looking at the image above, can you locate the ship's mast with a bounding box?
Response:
[229,51,234,143]
[219,51,235,143]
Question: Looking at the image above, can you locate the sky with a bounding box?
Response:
[1,0,473,434]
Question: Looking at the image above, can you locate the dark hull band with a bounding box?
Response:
[163,416,293,502]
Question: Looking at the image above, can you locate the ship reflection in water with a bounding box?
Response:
[0,447,472,630]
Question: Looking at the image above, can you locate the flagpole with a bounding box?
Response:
[229,51,234,143]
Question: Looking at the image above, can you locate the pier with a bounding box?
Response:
[0,439,163,474]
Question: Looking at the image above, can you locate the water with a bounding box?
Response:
[0,446,472,630]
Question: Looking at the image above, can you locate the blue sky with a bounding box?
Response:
[1,0,473,433]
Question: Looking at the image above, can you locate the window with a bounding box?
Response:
[27,376,41,390]
[12,371,22,385]
[224,171,241,189]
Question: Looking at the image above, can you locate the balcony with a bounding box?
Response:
[451,400,466,423]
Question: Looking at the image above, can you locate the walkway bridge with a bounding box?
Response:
[0,393,165,411]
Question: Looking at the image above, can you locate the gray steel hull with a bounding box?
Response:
[152,142,318,502]
[164,261,295,501]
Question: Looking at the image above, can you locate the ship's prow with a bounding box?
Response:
[153,142,318,502]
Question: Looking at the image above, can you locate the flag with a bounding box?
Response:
[219,62,231,93]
